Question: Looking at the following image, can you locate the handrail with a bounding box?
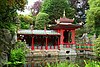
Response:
[75,44,94,50]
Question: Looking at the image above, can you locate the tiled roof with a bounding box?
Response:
[17,30,60,35]
[50,24,82,30]
[60,17,74,23]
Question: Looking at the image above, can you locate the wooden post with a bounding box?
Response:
[31,36,34,50]
[71,30,75,44]
[32,63,34,67]
[60,30,64,45]
[45,36,48,50]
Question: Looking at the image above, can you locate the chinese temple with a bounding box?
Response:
[17,14,94,55]
[17,17,81,48]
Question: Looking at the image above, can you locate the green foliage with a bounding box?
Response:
[0,29,17,66]
[94,36,100,57]
[32,16,36,25]
[65,1,76,19]
[0,21,17,35]
[35,12,50,30]
[0,0,27,25]
[0,0,27,66]
[8,41,28,66]
[84,60,100,67]
[0,0,27,33]
[19,15,34,24]
[86,0,100,37]
[47,61,79,67]
[7,0,27,11]
[41,0,75,23]
[10,48,25,63]
[18,15,34,29]
[88,0,100,8]
[46,60,100,67]
[15,41,28,53]
[20,22,30,29]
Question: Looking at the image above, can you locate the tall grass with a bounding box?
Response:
[46,60,100,67]
[84,60,100,67]
[46,61,79,67]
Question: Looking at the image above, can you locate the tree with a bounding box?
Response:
[0,0,27,66]
[86,0,100,37]
[31,0,42,16]
[35,12,50,30]
[18,15,34,29]
[41,0,75,23]
[0,0,27,33]
[70,0,89,23]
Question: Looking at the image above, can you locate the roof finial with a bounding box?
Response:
[63,10,66,18]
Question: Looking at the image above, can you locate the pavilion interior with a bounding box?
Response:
[17,35,60,49]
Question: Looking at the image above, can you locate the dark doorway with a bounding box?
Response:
[24,35,32,46]
[63,30,69,43]
[63,30,72,43]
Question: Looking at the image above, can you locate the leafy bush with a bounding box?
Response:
[94,36,100,57]
[15,41,28,53]
[8,41,28,66]
[10,48,25,63]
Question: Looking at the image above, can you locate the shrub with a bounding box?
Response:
[10,48,25,63]
[94,36,100,57]
[8,41,28,66]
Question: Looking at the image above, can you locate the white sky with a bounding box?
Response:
[18,0,38,15]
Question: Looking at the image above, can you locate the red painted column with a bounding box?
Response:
[45,36,48,50]
[31,36,34,50]
[48,36,49,50]
[32,63,34,67]
[60,30,64,45]
[71,30,75,44]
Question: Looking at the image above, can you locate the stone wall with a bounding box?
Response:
[0,29,16,66]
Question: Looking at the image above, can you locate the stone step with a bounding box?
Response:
[59,48,77,56]
[26,49,59,57]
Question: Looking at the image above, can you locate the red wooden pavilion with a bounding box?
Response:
[17,17,82,50]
